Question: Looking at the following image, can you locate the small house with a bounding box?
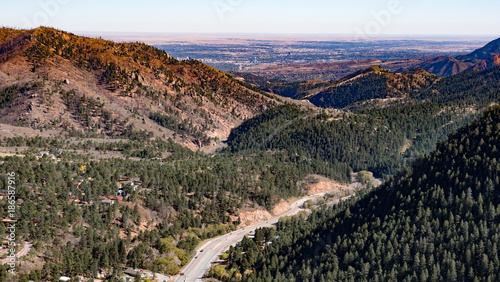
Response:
[111,196,124,201]
[100,197,115,205]
[119,176,130,182]
[124,269,146,278]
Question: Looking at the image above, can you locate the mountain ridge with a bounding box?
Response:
[241,62,500,110]
[415,37,500,77]
[459,37,500,61]
[246,65,439,109]
[0,27,287,149]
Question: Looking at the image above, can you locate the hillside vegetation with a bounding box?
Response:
[0,133,351,280]
[228,104,500,282]
[227,101,480,177]
[254,65,500,110]
[416,66,500,104]
[0,27,281,148]
[226,63,500,178]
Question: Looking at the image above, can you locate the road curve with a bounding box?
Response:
[174,189,353,282]
[1,241,33,265]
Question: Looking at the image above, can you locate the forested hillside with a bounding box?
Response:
[308,71,390,109]
[0,27,281,149]
[227,65,500,178]
[227,105,500,281]
[0,134,351,280]
[416,66,500,104]
[242,66,438,109]
[228,102,479,177]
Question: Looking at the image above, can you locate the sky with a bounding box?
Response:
[1,0,499,37]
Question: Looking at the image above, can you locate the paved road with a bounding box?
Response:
[1,241,33,264]
[174,190,354,282]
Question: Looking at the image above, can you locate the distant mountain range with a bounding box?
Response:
[414,37,500,76]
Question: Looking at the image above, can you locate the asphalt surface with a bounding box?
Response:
[174,191,348,282]
[1,241,32,265]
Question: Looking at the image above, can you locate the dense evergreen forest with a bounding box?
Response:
[308,72,390,109]
[226,105,500,281]
[416,66,500,104]
[0,135,349,280]
[227,67,500,178]
[228,102,479,177]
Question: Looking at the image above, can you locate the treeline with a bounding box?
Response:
[0,136,195,161]
[227,105,500,281]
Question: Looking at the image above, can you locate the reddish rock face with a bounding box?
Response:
[492,55,500,65]
[471,60,488,71]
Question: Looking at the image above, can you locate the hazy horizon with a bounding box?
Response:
[75,32,496,46]
[2,0,500,38]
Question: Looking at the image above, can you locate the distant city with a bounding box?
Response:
[153,37,490,72]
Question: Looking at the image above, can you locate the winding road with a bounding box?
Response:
[1,241,33,265]
[174,188,355,282]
